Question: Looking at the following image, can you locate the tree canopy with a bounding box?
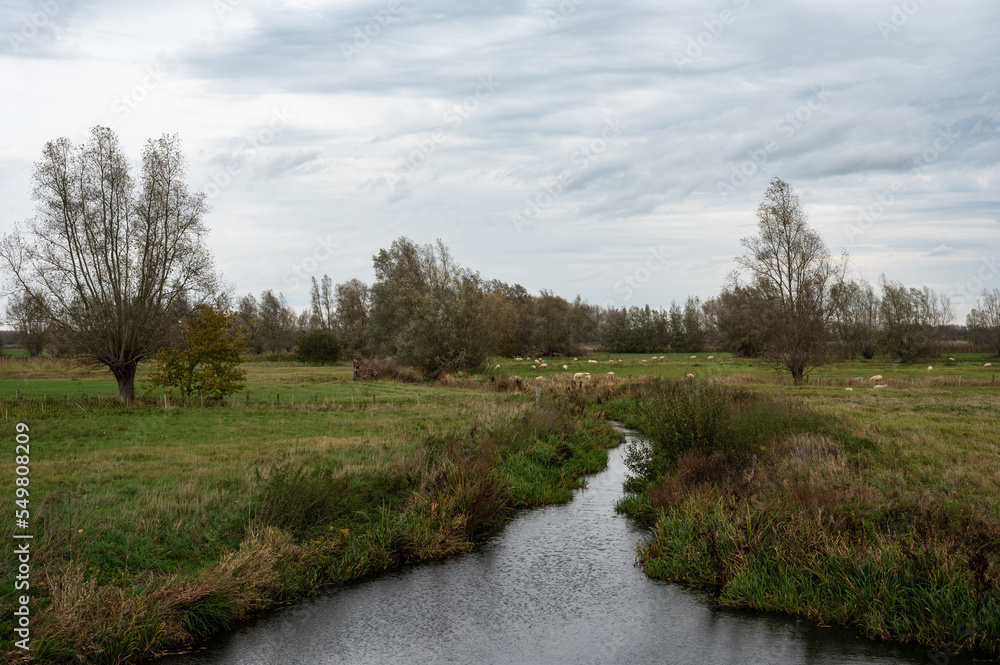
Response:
[0,127,217,400]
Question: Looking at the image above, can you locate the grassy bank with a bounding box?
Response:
[0,363,619,664]
[606,377,1000,658]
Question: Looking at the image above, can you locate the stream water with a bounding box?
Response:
[158,426,986,665]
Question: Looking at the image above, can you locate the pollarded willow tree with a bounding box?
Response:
[733,178,846,384]
[0,126,217,401]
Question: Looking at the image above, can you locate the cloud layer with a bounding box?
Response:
[2,0,998,316]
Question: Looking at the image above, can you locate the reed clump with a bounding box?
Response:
[611,378,1000,658]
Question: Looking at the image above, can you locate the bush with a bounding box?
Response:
[354,357,422,382]
[617,378,837,490]
[294,329,342,365]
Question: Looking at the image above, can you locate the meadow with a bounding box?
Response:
[0,351,997,662]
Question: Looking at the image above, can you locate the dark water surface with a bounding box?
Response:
[159,428,987,665]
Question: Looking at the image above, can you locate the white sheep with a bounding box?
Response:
[873,384,888,390]
[707,356,714,360]
[927,366,933,371]
[845,387,853,391]
[869,375,883,382]
[574,358,578,361]
[495,364,501,369]
[948,357,956,361]
[515,357,523,361]
[534,376,545,382]
[531,365,536,369]
[985,363,993,368]
[539,363,548,368]
[573,372,585,380]
[588,359,598,364]
[658,356,665,360]
[607,372,615,375]
[641,359,647,362]
[686,373,695,378]
[690,355,696,359]
[562,364,568,370]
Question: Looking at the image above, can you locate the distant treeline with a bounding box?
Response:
[6,236,999,372]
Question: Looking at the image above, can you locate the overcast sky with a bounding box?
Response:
[1,0,998,318]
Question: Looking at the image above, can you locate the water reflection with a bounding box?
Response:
[157,428,987,665]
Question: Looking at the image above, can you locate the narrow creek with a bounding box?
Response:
[158,426,984,665]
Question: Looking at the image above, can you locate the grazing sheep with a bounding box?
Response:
[985,363,993,368]
[658,356,665,360]
[588,359,598,364]
[641,360,647,362]
[531,365,536,369]
[574,358,578,361]
[540,363,548,368]
[534,376,545,382]
[873,384,888,390]
[515,357,523,361]
[948,357,956,361]
[495,364,501,369]
[690,355,696,359]
[927,366,933,371]
[562,364,568,370]
[607,372,615,375]
[685,373,695,378]
[573,372,585,380]
[845,387,853,391]
[869,375,883,382]
[707,356,714,360]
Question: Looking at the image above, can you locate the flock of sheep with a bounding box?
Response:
[498,355,994,390]
[504,354,725,383]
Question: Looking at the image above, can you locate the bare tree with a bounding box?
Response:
[734,178,845,384]
[830,278,880,359]
[0,127,216,400]
[309,275,336,330]
[967,288,1000,356]
[878,278,953,361]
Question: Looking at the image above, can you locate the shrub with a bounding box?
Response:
[618,378,838,490]
[295,329,342,365]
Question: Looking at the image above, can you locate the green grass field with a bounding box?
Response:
[0,355,621,663]
[0,351,997,662]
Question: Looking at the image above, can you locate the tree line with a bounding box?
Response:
[2,128,999,400]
